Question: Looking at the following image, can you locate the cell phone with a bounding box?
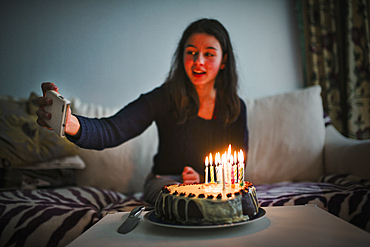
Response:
[43,90,70,137]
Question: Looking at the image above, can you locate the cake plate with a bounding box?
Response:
[144,208,266,229]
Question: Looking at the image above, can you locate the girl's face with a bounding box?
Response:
[183,33,226,90]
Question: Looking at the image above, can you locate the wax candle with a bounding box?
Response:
[222,152,226,190]
[209,153,215,183]
[230,154,235,188]
[234,164,238,186]
[223,151,230,186]
[234,151,238,183]
[227,145,231,163]
[238,150,244,186]
[205,156,209,184]
[215,152,222,184]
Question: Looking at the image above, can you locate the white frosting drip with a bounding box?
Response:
[170,183,243,199]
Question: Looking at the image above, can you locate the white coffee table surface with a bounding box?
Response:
[67,205,370,247]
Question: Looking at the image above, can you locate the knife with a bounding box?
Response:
[117,206,145,234]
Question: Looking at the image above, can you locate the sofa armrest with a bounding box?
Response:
[324,125,370,180]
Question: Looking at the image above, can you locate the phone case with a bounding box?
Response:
[44,90,70,137]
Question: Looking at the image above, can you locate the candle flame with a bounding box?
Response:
[203,145,244,188]
[215,152,220,164]
[238,149,244,163]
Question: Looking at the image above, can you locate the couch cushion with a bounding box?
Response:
[325,125,370,181]
[245,85,325,184]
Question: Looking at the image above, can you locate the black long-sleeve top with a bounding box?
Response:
[68,84,248,176]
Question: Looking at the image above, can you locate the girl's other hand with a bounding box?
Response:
[182,166,200,184]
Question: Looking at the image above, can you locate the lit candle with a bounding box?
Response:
[238,150,244,186]
[222,152,226,190]
[215,152,222,184]
[234,151,238,183]
[227,145,232,186]
[230,154,235,188]
[209,153,215,183]
[227,144,232,162]
[224,151,230,186]
[205,156,209,184]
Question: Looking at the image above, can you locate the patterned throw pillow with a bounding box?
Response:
[245,86,325,184]
[0,93,84,169]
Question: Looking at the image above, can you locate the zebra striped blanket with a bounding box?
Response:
[0,174,369,247]
[0,187,150,247]
[257,173,370,232]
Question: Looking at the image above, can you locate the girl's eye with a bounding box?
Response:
[186,51,196,56]
[205,52,215,57]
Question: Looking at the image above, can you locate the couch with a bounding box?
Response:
[1,85,369,247]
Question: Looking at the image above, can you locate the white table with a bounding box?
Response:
[67,205,370,247]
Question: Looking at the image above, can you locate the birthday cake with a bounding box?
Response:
[155,145,258,225]
[154,181,259,225]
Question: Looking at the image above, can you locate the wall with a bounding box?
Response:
[0,0,303,108]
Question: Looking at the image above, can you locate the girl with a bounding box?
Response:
[36,18,248,204]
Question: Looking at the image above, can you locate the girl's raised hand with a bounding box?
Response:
[36,82,80,136]
[35,82,59,129]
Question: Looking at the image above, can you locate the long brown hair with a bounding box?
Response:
[165,18,240,125]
